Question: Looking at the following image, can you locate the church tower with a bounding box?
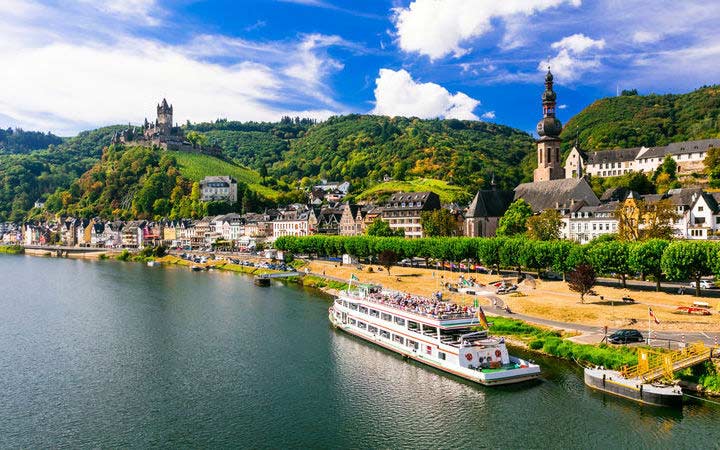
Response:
[157,98,173,135]
[534,69,564,182]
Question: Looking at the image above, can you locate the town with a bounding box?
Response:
[12,72,720,251]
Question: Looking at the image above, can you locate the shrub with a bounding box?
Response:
[528,339,544,350]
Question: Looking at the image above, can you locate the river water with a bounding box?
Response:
[1,255,719,448]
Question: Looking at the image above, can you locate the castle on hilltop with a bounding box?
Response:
[111,99,221,156]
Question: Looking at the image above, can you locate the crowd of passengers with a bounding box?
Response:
[366,291,476,318]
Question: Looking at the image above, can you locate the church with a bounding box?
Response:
[514,70,599,212]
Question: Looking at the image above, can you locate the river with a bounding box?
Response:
[1,255,719,448]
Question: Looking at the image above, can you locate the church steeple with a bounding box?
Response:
[534,68,564,182]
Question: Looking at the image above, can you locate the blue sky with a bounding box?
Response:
[1,0,719,136]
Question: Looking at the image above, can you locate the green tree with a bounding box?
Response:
[186,130,208,147]
[661,241,714,297]
[497,199,533,237]
[420,209,458,237]
[526,209,562,240]
[587,241,631,287]
[567,263,596,304]
[628,239,669,291]
[377,249,399,275]
[704,147,720,188]
[366,218,403,237]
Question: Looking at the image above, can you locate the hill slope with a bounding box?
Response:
[561,86,720,151]
[273,114,535,192]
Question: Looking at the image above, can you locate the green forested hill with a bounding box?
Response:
[0,128,63,154]
[274,115,535,192]
[561,86,720,151]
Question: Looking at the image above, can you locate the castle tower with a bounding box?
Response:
[157,98,173,135]
[534,69,564,182]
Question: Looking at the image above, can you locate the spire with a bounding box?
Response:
[490,173,496,190]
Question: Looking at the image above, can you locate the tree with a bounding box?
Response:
[587,241,630,287]
[526,209,562,240]
[366,218,403,237]
[661,241,714,297]
[186,130,208,147]
[497,199,533,237]
[704,147,720,188]
[567,264,596,303]
[377,249,398,275]
[629,239,669,291]
[616,198,679,241]
[421,209,458,237]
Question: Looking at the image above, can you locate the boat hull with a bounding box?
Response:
[584,369,683,408]
[329,308,540,386]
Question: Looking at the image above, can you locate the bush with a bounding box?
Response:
[116,249,131,261]
[528,339,544,350]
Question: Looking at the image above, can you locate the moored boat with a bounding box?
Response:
[329,282,541,386]
[584,367,683,407]
[254,275,271,287]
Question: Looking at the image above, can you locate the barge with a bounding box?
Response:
[584,367,683,407]
[329,283,541,386]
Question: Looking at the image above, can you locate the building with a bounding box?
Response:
[200,176,238,204]
[563,202,619,243]
[534,69,565,183]
[464,184,515,237]
[339,203,362,236]
[272,209,317,239]
[564,139,720,179]
[516,71,600,213]
[381,191,441,238]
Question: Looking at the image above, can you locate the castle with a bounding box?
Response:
[111,99,222,156]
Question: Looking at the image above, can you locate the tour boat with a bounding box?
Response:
[329,283,541,386]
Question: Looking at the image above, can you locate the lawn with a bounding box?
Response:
[169,151,279,199]
[356,178,471,203]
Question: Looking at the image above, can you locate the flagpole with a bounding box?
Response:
[648,307,651,345]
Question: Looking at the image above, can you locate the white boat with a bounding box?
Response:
[329,283,541,386]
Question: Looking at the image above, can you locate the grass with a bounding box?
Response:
[0,245,24,254]
[356,178,471,203]
[488,317,638,370]
[169,151,279,199]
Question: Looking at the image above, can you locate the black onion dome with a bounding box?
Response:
[545,69,553,83]
[536,116,563,137]
[542,89,556,102]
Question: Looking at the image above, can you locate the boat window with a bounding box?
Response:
[394,317,406,326]
[379,329,391,339]
[357,321,366,330]
[422,325,438,337]
[368,325,378,334]
[369,309,380,318]
[359,306,368,314]
[349,318,357,325]
[438,352,446,360]
[407,339,419,350]
[381,313,392,322]
[349,303,358,311]
[393,334,404,345]
[408,321,420,333]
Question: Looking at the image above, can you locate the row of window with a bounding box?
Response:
[345,316,447,360]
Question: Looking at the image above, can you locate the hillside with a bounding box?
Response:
[355,178,470,204]
[42,145,272,220]
[274,115,535,192]
[561,86,720,151]
[168,151,278,199]
[0,128,63,154]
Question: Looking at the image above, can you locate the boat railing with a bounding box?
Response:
[341,291,477,321]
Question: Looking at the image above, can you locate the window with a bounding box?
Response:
[393,334,404,345]
[438,352,446,360]
[394,317,406,326]
[368,325,378,334]
[379,329,391,339]
[381,313,392,322]
[357,321,366,330]
[699,206,704,212]
[407,339,419,350]
[369,309,379,318]
[349,303,358,311]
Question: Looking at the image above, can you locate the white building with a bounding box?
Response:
[200,176,238,204]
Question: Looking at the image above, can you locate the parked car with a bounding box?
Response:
[608,329,644,344]
[689,280,714,289]
[496,285,518,295]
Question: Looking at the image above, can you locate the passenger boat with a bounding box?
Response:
[329,282,541,386]
[254,275,271,287]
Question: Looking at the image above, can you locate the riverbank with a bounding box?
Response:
[0,245,24,255]
[304,260,720,333]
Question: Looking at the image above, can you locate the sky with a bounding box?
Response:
[1,0,720,136]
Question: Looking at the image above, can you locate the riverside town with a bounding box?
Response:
[3,1,720,448]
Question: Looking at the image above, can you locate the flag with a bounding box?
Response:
[351,274,359,281]
[476,305,489,329]
[649,307,660,325]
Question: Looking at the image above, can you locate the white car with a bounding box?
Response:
[689,280,714,289]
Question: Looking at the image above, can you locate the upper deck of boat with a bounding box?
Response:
[339,289,480,326]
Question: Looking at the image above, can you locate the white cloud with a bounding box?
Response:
[393,0,582,60]
[0,1,349,135]
[551,33,605,53]
[481,111,496,119]
[632,31,662,44]
[558,104,567,109]
[540,33,604,82]
[371,69,480,120]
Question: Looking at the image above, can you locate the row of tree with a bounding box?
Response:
[274,235,720,296]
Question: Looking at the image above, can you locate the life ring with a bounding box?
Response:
[465,353,473,361]
[495,349,502,358]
